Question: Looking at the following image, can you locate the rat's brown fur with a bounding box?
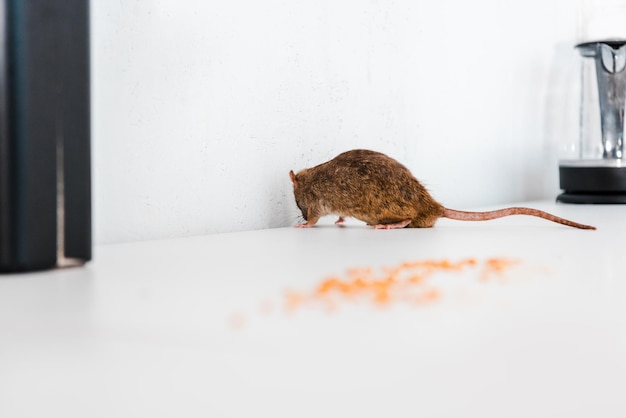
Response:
[289,149,596,230]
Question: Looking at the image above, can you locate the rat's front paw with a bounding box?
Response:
[294,223,314,228]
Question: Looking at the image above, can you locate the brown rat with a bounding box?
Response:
[289,149,596,230]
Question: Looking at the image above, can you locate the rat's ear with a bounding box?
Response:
[289,170,298,186]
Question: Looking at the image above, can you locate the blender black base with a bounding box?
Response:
[557,192,626,204]
[558,164,626,204]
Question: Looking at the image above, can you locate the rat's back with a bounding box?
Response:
[319,150,444,227]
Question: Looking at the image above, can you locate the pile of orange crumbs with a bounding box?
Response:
[229,257,519,329]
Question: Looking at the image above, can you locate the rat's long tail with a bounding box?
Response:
[442,207,596,230]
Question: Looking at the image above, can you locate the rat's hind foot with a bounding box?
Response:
[335,217,346,226]
[372,219,411,230]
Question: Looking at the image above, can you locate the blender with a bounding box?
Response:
[557,39,626,203]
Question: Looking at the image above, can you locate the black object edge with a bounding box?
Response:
[558,165,626,204]
[0,0,91,273]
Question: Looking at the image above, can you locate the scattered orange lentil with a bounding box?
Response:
[283,257,519,312]
[229,313,246,330]
[229,257,521,328]
[258,299,274,315]
[284,290,306,312]
[480,258,520,282]
[414,288,440,304]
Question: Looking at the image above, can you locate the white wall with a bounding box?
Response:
[92,0,586,244]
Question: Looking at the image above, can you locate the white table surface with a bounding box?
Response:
[1,201,625,418]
